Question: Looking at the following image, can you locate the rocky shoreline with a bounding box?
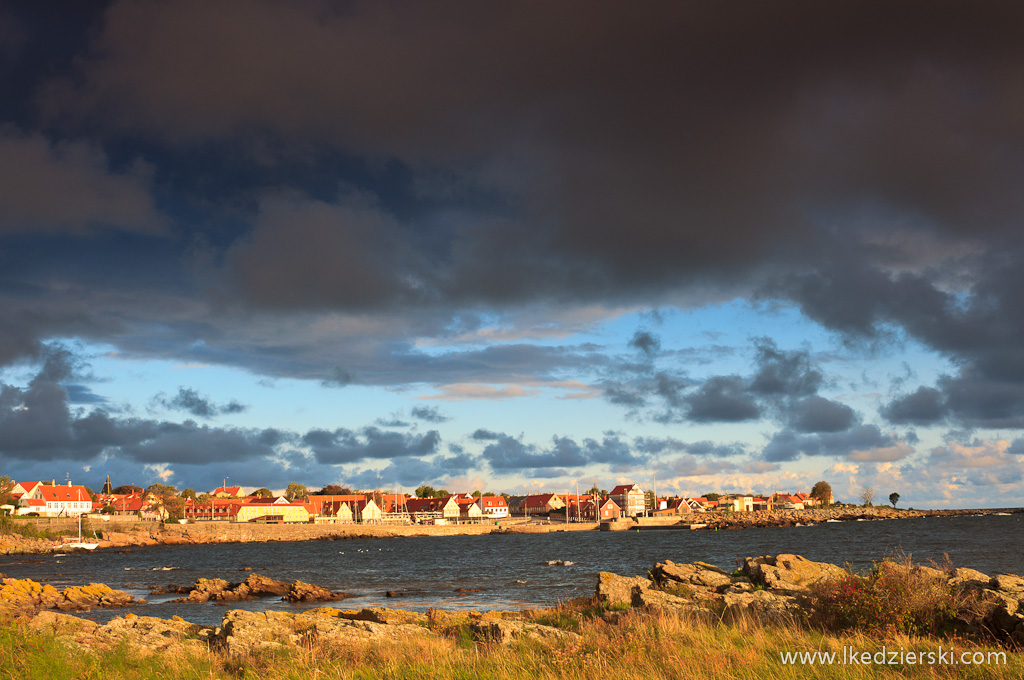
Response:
[4,552,1024,656]
[2,506,1019,556]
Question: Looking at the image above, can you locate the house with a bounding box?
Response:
[10,481,46,498]
[96,493,146,516]
[212,486,245,499]
[770,493,804,510]
[478,495,509,519]
[454,496,483,521]
[752,497,770,511]
[609,484,645,517]
[357,498,382,523]
[719,495,754,512]
[521,493,566,516]
[184,497,247,521]
[17,482,93,517]
[232,497,313,523]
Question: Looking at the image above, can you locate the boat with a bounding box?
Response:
[61,514,99,551]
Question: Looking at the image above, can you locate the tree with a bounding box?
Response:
[810,481,833,506]
[860,487,876,507]
[0,476,15,506]
[586,485,601,497]
[644,490,656,513]
[472,490,482,498]
[315,484,352,495]
[415,485,436,498]
[146,483,184,519]
[112,484,142,495]
[703,492,721,501]
[284,483,308,501]
[180,488,198,501]
[197,493,211,503]
[482,492,496,497]
[253,488,274,498]
[889,492,900,508]
[435,489,450,498]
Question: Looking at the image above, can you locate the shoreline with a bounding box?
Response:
[1,506,1020,556]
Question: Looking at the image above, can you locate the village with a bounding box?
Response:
[3,477,834,526]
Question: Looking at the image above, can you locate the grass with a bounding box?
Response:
[0,515,69,541]
[1,603,1019,680]
[809,554,993,638]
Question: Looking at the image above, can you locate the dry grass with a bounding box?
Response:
[3,603,1020,680]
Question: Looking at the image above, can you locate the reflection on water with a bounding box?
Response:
[3,513,1021,626]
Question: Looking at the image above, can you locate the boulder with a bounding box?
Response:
[92,613,212,654]
[470,619,580,645]
[947,568,990,590]
[27,610,99,635]
[59,583,137,610]
[744,554,845,593]
[0,578,139,614]
[283,580,352,602]
[630,585,716,620]
[595,572,651,606]
[652,560,732,590]
[722,590,804,623]
[991,574,1024,594]
[341,607,428,626]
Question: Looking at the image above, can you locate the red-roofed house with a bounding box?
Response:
[577,498,621,520]
[452,496,483,521]
[17,482,92,516]
[519,493,565,516]
[232,497,313,523]
[405,496,459,523]
[11,481,45,498]
[478,495,509,519]
[609,484,645,517]
[212,486,244,499]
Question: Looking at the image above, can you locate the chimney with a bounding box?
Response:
[68,480,72,487]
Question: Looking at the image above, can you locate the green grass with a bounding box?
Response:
[0,515,69,541]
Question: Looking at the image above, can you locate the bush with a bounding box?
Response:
[810,556,985,637]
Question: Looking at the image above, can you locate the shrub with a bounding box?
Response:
[810,556,985,637]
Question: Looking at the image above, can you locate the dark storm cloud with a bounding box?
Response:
[154,387,248,418]
[478,431,645,471]
[684,376,762,424]
[629,331,660,357]
[633,437,747,459]
[410,406,450,423]
[788,396,856,434]
[880,386,948,426]
[762,425,903,463]
[748,340,823,398]
[304,427,441,465]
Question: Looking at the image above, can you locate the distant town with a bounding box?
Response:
[2,476,837,525]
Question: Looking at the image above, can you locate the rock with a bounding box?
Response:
[630,586,717,619]
[744,554,845,593]
[174,574,295,603]
[947,568,990,589]
[722,590,804,623]
[470,619,579,644]
[982,589,1022,634]
[595,572,651,606]
[283,580,351,602]
[910,565,947,581]
[991,574,1024,594]
[652,560,732,590]
[0,578,139,614]
[219,608,432,656]
[27,610,99,635]
[341,607,428,626]
[92,614,211,654]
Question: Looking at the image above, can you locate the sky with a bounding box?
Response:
[2,1,1024,507]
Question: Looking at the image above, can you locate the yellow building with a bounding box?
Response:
[233,499,312,523]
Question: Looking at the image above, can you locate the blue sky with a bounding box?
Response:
[2,1,1024,507]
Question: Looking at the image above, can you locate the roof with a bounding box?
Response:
[480,496,507,507]
[212,486,243,496]
[405,497,452,512]
[609,484,640,496]
[39,485,91,502]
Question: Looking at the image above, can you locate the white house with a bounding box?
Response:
[478,495,509,519]
[609,484,645,517]
[17,482,92,516]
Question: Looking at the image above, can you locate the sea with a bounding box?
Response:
[2,512,1021,626]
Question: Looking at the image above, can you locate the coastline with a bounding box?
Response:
[1,506,1020,556]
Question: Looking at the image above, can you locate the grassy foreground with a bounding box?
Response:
[1,606,1019,680]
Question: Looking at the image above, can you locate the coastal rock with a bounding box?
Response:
[283,580,354,602]
[991,574,1024,594]
[470,619,580,644]
[341,607,428,626]
[744,554,845,593]
[652,560,732,590]
[0,578,140,614]
[219,608,432,656]
[92,614,212,654]
[27,610,99,635]
[595,572,651,606]
[174,574,292,603]
[947,568,990,590]
[722,590,804,623]
[630,585,717,619]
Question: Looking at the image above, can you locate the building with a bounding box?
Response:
[212,486,245,499]
[16,482,92,517]
[478,495,509,519]
[609,484,645,517]
[184,497,246,521]
[232,498,314,523]
[719,495,754,512]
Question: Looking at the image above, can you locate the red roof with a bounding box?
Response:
[609,484,640,496]
[523,493,560,508]
[405,497,451,513]
[480,496,507,508]
[39,485,91,503]
[212,486,243,497]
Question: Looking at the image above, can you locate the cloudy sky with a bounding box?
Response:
[2,1,1024,507]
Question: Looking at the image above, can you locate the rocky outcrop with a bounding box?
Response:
[470,618,579,644]
[219,608,433,656]
[0,578,140,615]
[744,554,846,593]
[167,573,350,603]
[595,572,651,606]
